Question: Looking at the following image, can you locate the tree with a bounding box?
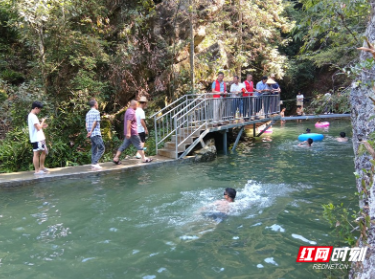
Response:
[188,0,195,91]
[298,0,370,68]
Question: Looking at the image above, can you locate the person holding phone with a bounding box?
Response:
[28,101,49,175]
[135,96,149,159]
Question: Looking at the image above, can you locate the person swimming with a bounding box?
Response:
[299,138,313,147]
[336,132,348,142]
[200,188,237,222]
[305,128,311,133]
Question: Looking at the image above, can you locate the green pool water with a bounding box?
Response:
[0,120,355,279]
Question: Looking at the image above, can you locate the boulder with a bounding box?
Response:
[194,138,217,162]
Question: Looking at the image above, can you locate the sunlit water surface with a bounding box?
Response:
[0,120,355,278]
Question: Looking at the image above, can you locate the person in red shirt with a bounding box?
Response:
[211,72,227,124]
[243,74,255,119]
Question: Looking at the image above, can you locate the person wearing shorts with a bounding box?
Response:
[28,101,49,175]
[135,96,148,159]
[113,100,152,164]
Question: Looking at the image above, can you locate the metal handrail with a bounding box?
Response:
[150,95,188,118]
[155,99,189,121]
[172,95,205,120]
[176,98,206,122]
[153,92,281,158]
[153,94,202,155]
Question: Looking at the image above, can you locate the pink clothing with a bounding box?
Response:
[124,108,138,136]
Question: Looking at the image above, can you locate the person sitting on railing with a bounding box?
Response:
[230,76,244,118]
[243,73,254,119]
[211,72,227,125]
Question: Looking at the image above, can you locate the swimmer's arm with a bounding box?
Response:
[196,201,220,213]
[298,141,306,146]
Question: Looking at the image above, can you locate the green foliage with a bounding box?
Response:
[282,60,316,98]
[0,79,48,133]
[0,127,33,172]
[0,0,366,173]
[297,0,370,68]
[0,69,24,84]
[0,88,7,103]
[322,202,359,246]
[193,0,294,80]
[305,89,350,114]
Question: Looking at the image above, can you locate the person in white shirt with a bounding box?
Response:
[28,101,49,175]
[230,76,245,118]
[135,96,148,159]
[296,91,304,107]
[324,91,332,114]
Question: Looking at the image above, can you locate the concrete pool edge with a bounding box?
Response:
[0,156,195,189]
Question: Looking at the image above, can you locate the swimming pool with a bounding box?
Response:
[0,120,355,278]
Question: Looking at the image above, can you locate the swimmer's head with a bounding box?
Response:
[224,188,236,202]
[340,132,346,138]
[306,128,311,133]
[307,138,313,146]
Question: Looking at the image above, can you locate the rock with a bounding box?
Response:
[194,139,217,162]
[349,3,375,277]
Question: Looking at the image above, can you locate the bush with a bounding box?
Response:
[0,69,25,84]
[0,88,7,103]
[0,127,33,172]
[305,90,350,115]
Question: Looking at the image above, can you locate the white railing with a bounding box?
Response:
[153,93,280,158]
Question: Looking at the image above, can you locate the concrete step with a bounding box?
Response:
[164,141,190,150]
[178,127,204,134]
[178,132,202,138]
[157,148,179,159]
[171,135,195,143]
[176,131,202,139]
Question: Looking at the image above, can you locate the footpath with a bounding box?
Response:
[0,155,186,188]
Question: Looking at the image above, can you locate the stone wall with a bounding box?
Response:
[350,1,375,277]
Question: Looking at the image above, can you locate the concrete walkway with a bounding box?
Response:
[0,156,189,188]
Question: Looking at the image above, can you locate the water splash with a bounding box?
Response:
[291,234,317,245]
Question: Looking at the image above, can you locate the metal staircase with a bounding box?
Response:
[151,93,280,159]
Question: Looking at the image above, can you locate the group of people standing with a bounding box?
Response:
[27,72,282,174]
[28,97,152,175]
[210,72,281,124]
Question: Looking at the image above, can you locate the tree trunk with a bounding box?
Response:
[189,0,195,92]
[37,26,48,95]
[350,1,375,277]
[237,0,243,78]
